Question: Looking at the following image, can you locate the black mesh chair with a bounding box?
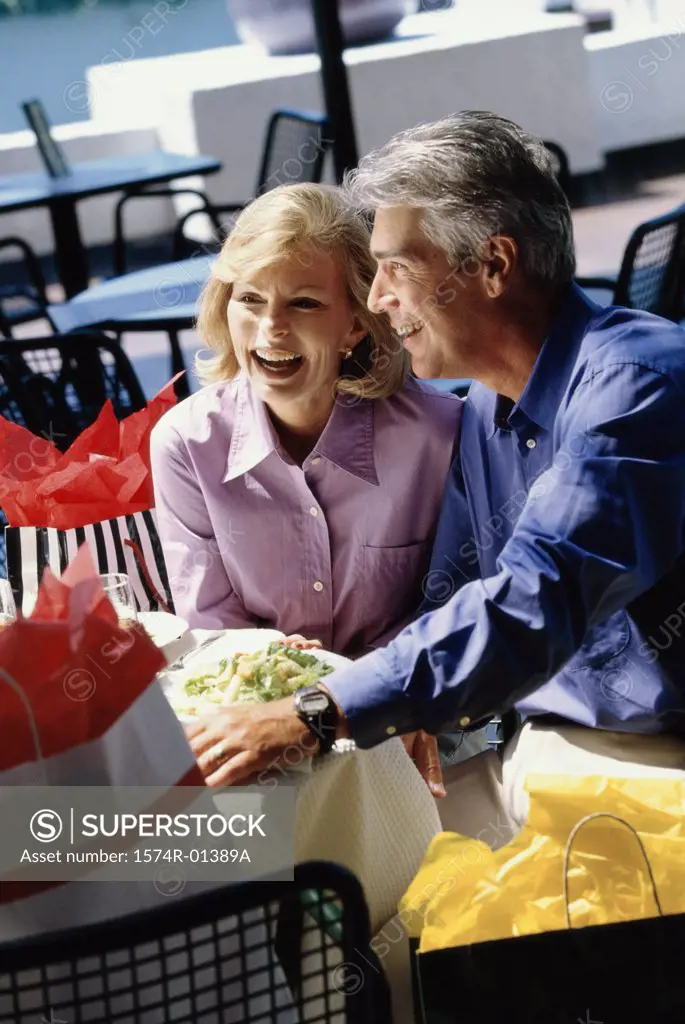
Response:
[0,861,390,1024]
[0,237,51,337]
[172,108,331,252]
[113,110,330,273]
[0,332,146,448]
[0,333,146,577]
[112,186,214,276]
[576,204,685,321]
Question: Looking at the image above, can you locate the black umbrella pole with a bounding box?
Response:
[311,0,359,181]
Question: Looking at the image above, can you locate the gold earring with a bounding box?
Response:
[342,348,352,358]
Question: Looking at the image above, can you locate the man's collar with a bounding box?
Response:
[223,377,379,485]
[496,283,599,436]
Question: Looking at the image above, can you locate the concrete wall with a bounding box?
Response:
[90,8,604,223]
[7,5,685,260]
[586,18,685,151]
[0,9,605,258]
[183,11,604,213]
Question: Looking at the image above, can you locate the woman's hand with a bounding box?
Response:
[402,730,446,799]
[284,634,323,651]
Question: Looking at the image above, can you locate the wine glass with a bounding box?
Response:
[99,573,138,628]
[0,579,17,630]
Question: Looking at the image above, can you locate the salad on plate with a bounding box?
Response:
[166,641,335,718]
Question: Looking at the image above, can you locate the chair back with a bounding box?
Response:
[613,205,685,321]
[542,140,571,196]
[257,109,330,194]
[0,236,50,337]
[0,332,146,449]
[0,861,390,1024]
[172,110,330,255]
[0,333,146,579]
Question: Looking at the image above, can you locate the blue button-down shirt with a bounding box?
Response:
[327,285,685,747]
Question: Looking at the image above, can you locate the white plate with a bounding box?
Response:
[177,628,287,669]
[139,611,189,648]
[160,633,350,723]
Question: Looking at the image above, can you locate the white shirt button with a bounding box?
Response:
[526,438,537,450]
[311,457,321,465]
[386,725,397,736]
[459,716,471,727]
[313,581,324,593]
[309,506,319,517]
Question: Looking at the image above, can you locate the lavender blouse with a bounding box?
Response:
[150,375,461,657]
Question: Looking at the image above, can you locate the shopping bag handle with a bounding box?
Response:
[0,666,49,785]
[123,538,171,614]
[563,811,663,928]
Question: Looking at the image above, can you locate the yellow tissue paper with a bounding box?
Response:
[400,775,685,953]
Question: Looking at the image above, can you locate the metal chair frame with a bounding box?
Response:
[0,236,51,337]
[0,331,146,449]
[0,861,390,1024]
[112,187,214,276]
[576,204,685,321]
[173,108,330,250]
[113,110,330,275]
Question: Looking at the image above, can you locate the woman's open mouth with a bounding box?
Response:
[252,348,304,380]
[397,323,424,350]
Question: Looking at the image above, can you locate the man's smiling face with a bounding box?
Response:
[367,206,486,379]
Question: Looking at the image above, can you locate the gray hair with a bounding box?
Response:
[344,110,576,287]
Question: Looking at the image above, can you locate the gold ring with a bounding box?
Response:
[212,741,228,765]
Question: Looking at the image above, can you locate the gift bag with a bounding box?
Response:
[0,545,204,943]
[6,508,172,616]
[403,775,685,1023]
[0,377,178,615]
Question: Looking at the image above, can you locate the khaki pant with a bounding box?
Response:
[438,721,685,848]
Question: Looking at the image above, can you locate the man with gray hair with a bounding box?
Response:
[188,111,685,842]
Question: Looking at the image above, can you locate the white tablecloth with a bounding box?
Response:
[294,738,441,934]
[293,738,441,1024]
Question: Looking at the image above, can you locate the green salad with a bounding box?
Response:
[170,642,333,716]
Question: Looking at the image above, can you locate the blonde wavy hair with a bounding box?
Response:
[195,183,408,397]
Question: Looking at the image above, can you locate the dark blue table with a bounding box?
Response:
[48,255,214,397]
[0,151,220,298]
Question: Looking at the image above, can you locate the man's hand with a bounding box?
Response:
[402,731,446,799]
[185,698,315,786]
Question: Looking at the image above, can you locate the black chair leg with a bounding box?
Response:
[167,329,190,398]
[274,896,305,1002]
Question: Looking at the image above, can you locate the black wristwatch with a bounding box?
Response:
[293,685,339,755]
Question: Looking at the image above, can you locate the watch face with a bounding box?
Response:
[302,692,329,715]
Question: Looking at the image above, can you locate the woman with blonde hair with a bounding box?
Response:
[151,183,461,658]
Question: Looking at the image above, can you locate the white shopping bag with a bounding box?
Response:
[0,548,299,1024]
[0,544,200,939]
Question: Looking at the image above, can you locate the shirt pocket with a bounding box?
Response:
[361,541,431,641]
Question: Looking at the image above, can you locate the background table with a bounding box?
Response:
[48,254,212,333]
[48,254,214,395]
[0,152,220,298]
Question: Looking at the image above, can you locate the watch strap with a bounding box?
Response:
[294,685,338,755]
